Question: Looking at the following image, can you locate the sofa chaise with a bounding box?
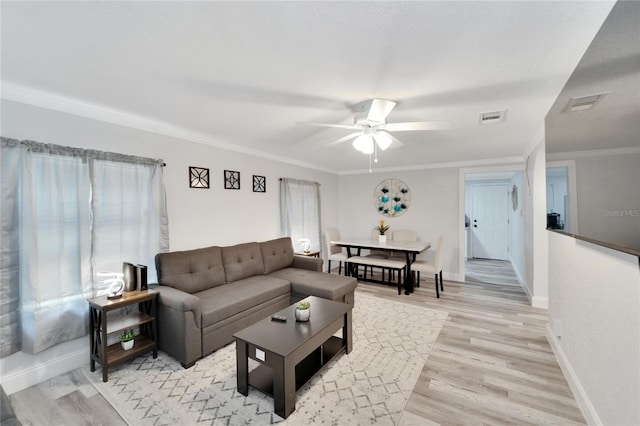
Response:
[153,237,357,368]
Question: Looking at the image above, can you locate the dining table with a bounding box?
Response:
[330,237,430,295]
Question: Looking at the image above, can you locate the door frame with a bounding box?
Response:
[458,165,526,283]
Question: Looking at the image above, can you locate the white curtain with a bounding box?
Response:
[279,178,322,254]
[91,158,169,285]
[0,138,168,355]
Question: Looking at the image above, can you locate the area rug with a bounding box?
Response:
[82,291,448,425]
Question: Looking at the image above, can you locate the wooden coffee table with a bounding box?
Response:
[233,296,352,419]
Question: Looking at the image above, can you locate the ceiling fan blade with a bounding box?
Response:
[297,122,361,130]
[379,131,405,149]
[384,120,454,132]
[367,99,397,123]
[325,132,361,147]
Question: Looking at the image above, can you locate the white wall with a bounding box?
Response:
[0,99,340,392]
[1,100,340,250]
[523,139,549,308]
[548,231,640,426]
[509,172,525,284]
[339,168,461,280]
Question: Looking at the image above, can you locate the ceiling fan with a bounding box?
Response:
[299,99,453,157]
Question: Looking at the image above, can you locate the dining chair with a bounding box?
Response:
[389,230,417,260]
[368,229,392,258]
[411,235,445,298]
[388,230,417,280]
[324,228,349,275]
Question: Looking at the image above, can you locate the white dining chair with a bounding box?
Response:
[368,229,392,258]
[411,235,445,298]
[389,230,417,261]
[325,228,349,275]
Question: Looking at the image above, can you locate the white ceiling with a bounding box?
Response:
[0,1,616,173]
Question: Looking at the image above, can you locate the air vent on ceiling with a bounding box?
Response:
[564,92,608,112]
[479,109,507,125]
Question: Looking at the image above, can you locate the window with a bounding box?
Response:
[0,138,168,356]
[279,178,322,254]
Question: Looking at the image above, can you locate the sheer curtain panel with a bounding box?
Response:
[91,157,169,285]
[0,138,168,356]
[279,178,322,254]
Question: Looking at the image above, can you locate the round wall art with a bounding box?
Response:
[374,178,411,217]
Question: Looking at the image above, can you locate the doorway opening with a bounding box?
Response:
[460,168,525,287]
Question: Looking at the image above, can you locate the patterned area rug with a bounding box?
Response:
[82,291,447,425]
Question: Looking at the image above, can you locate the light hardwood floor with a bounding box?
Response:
[465,258,521,286]
[8,276,583,425]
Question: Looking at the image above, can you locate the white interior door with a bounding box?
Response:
[471,184,509,260]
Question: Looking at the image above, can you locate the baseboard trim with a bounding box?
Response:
[508,255,524,285]
[546,325,601,425]
[0,347,86,394]
[531,296,548,309]
[444,272,463,283]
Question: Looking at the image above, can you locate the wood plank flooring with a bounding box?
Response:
[465,258,521,286]
[357,276,583,425]
[8,275,584,425]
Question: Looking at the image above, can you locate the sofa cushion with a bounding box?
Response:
[156,246,225,294]
[261,237,295,274]
[268,268,357,301]
[196,275,291,327]
[221,242,265,283]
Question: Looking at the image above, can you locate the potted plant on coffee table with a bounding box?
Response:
[119,329,135,351]
[295,300,311,322]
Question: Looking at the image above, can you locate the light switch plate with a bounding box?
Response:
[255,348,265,362]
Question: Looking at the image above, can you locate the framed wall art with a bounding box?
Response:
[373,178,411,217]
[189,166,209,189]
[224,170,240,190]
[253,175,266,193]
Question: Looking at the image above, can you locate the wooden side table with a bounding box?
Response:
[88,290,158,382]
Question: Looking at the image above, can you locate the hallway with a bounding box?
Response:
[465,258,521,286]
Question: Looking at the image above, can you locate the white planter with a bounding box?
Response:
[121,339,134,351]
[378,235,387,243]
[295,308,310,322]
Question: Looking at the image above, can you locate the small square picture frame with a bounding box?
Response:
[224,170,240,190]
[253,175,266,193]
[189,166,210,189]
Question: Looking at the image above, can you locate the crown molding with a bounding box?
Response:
[2,83,531,176]
[340,156,525,176]
[546,146,640,161]
[1,83,339,174]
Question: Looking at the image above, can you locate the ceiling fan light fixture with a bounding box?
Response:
[353,133,374,154]
[373,132,392,150]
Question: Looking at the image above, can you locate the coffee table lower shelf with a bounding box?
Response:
[248,335,344,396]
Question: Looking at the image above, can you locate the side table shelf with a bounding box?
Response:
[88,290,158,382]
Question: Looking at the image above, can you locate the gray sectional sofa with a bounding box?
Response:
[153,237,357,368]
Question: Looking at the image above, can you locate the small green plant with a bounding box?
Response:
[374,220,390,235]
[119,329,135,342]
[296,301,311,310]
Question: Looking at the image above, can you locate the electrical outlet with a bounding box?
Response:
[553,319,563,339]
[255,348,265,362]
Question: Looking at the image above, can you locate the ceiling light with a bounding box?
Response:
[373,132,392,150]
[353,133,374,154]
